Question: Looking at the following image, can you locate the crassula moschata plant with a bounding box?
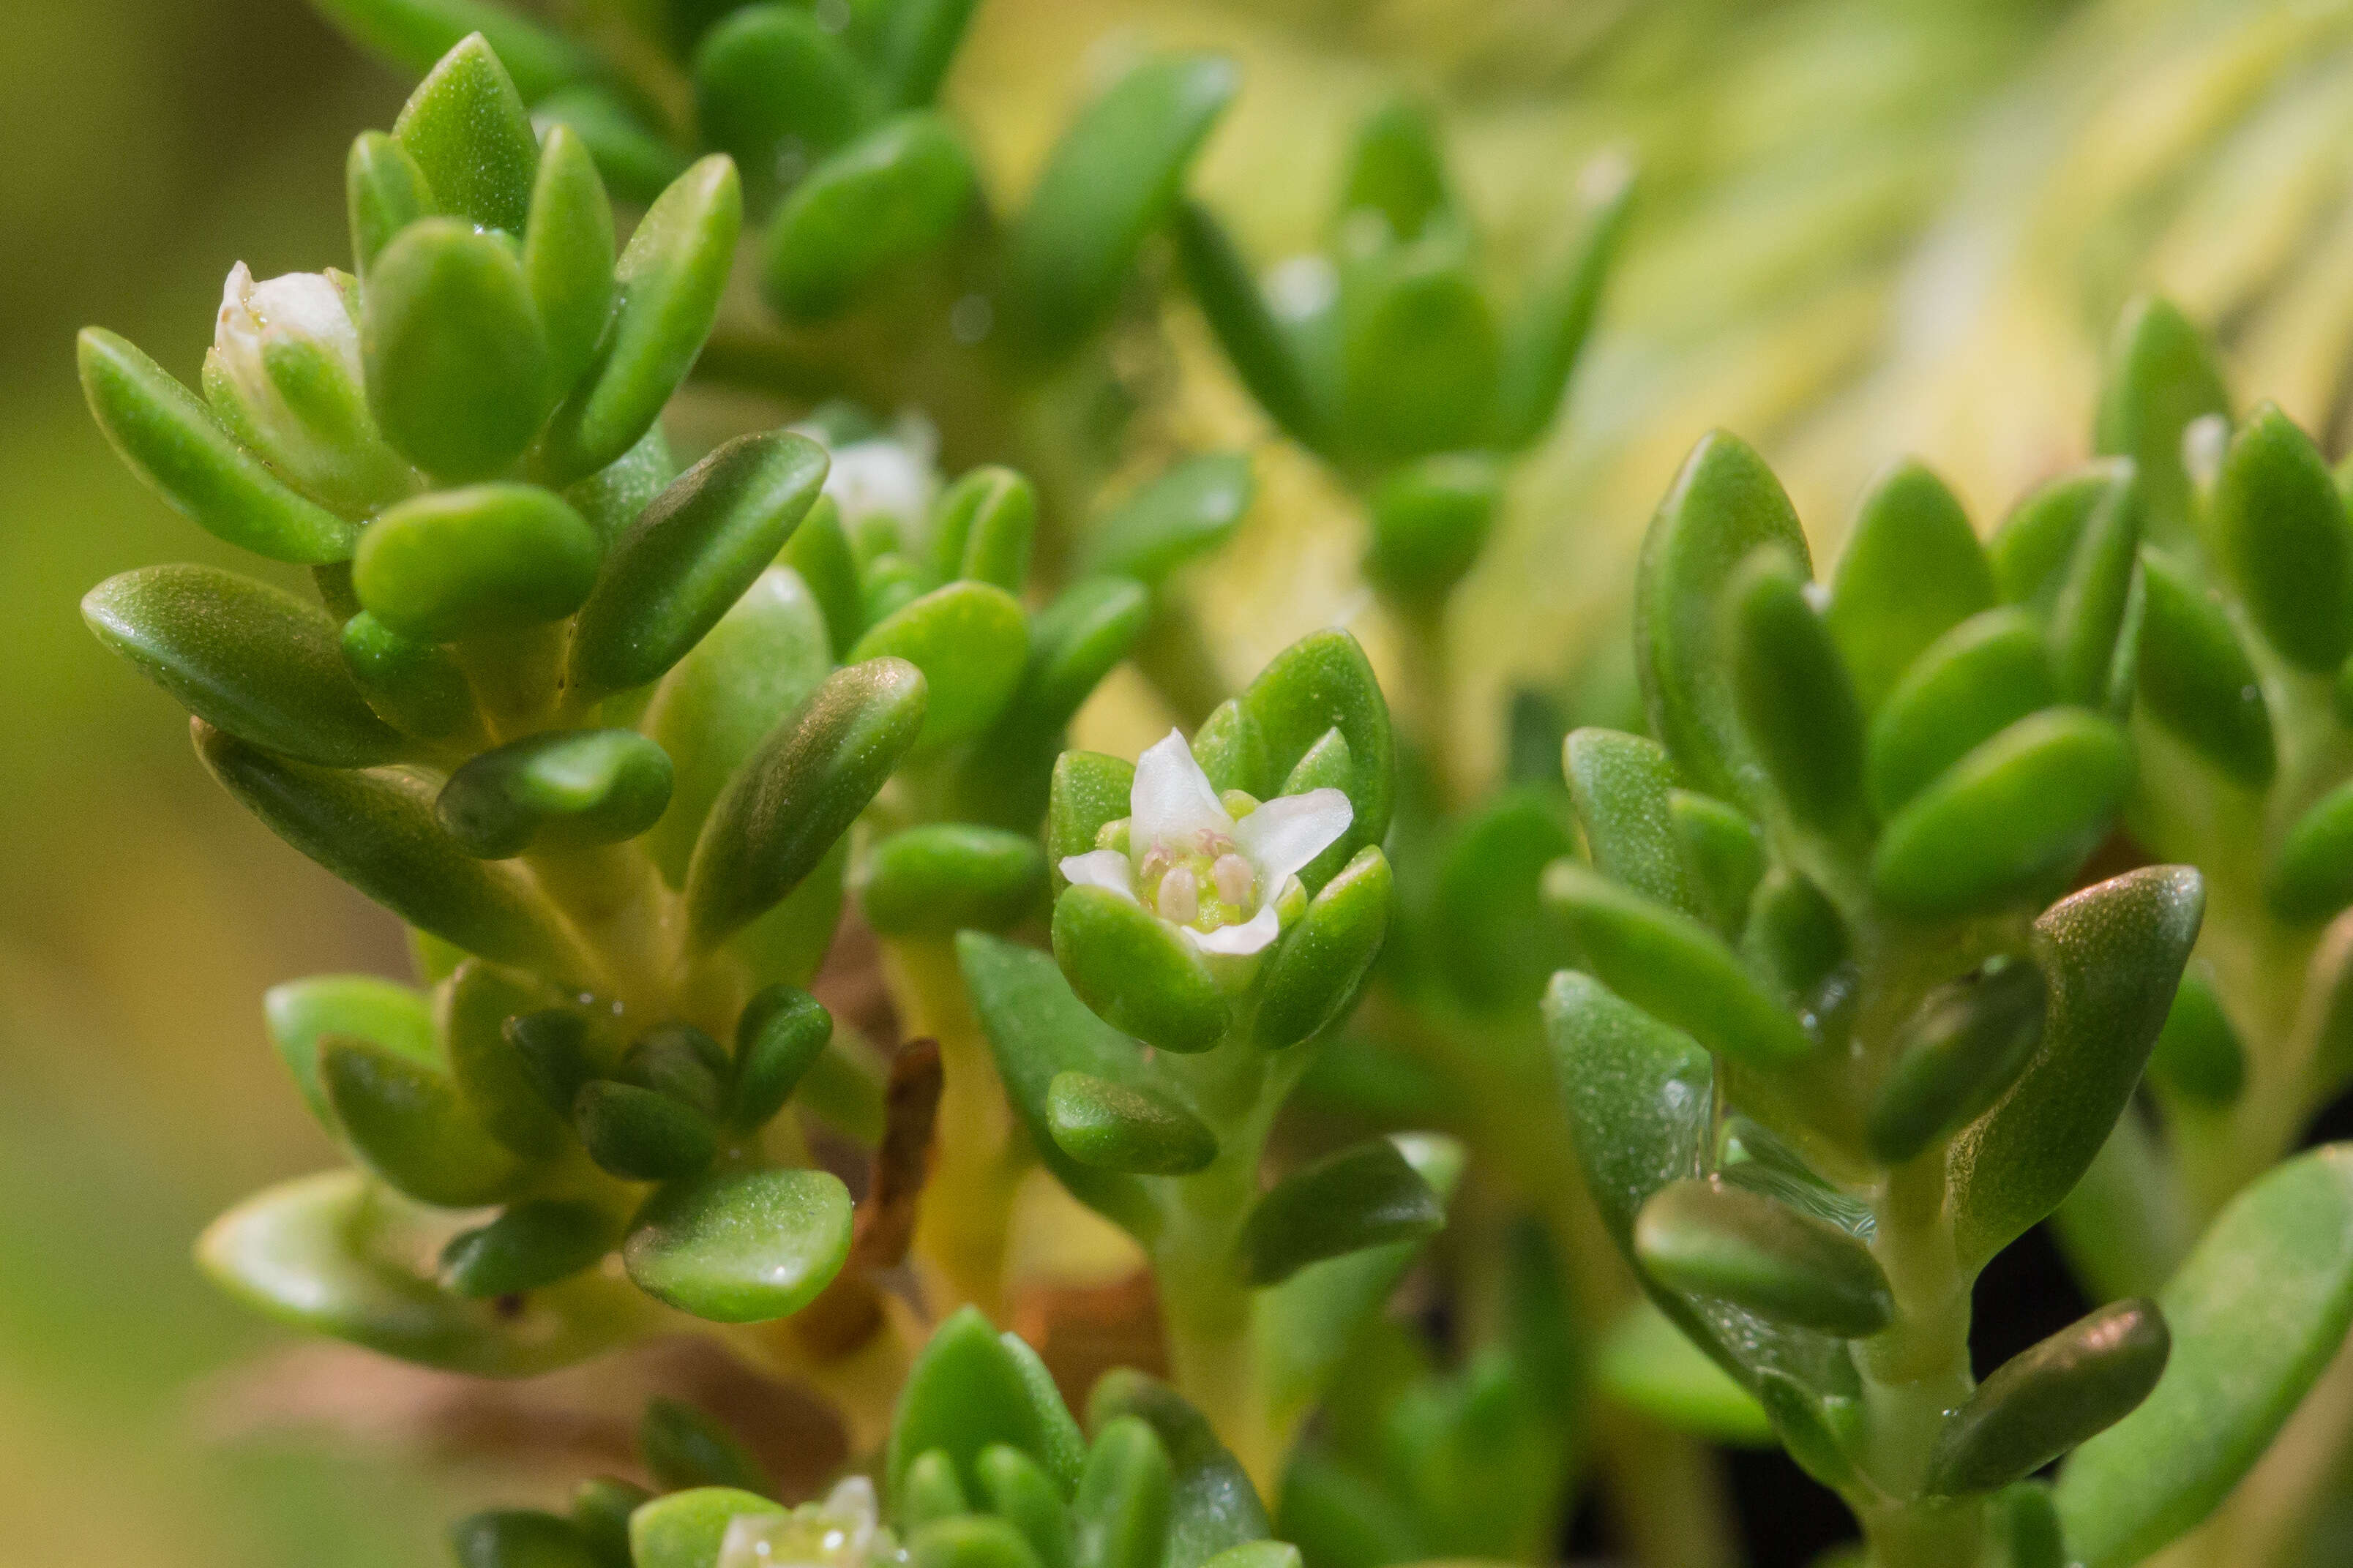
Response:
[63,7,2353,1568]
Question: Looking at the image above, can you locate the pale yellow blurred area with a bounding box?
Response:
[12,0,2353,1563]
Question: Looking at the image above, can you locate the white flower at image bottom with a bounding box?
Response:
[1059,729,1352,957]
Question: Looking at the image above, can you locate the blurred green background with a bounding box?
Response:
[16,1,2353,1561]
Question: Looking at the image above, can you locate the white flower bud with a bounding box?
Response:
[209,263,413,515]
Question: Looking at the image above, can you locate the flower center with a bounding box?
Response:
[1137,830,1258,934]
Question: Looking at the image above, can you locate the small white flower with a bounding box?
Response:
[210,262,411,512]
[717,1474,905,1568]
[799,412,939,533]
[1061,729,1353,957]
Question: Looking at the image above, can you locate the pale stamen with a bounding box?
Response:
[1157,864,1200,925]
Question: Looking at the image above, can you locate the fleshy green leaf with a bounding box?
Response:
[1006,53,1238,353]
[1871,710,2133,918]
[437,729,673,856]
[533,87,689,208]
[321,1035,520,1205]
[623,1166,852,1321]
[1865,608,2055,818]
[364,216,552,481]
[685,658,928,946]
[449,1507,599,1568]
[2147,964,2245,1108]
[569,430,829,694]
[642,1397,773,1495]
[1929,1299,2168,1496]
[861,823,1048,937]
[1429,789,1579,1007]
[2210,402,2353,672]
[2095,296,2231,542]
[1336,97,1448,241]
[728,984,831,1130]
[1051,885,1230,1054]
[1075,454,1255,588]
[976,1446,1074,1568]
[541,155,743,481]
[1636,429,1811,803]
[77,329,357,563]
[2042,459,2141,708]
[575,1080,718,1180]
[1085,1370,1272,1568]
[1077,1418,1174,1568]
[2266,780,2353,923]
[1634,1178,1891,1338]
[84,565,403,768]
[760,113,973,322]
[891,1308,1088,1507]
[847,582,1028,752]
[1825,458,1991,713]
[442,1199,620,1297]
[198,1171,640,1375]
[1951,867,2203,1268]
[913,1518,1045,1568]
[525,126,618,397]
[1174,203,1325,450]
[341,612,476,740]
[1255,846,1393,1049]
[2057,1145,2353,1567]
[346,130,435,277]
[1238,1136,1445,1286]
[1362,451,1501,607]
[392,33,540,233]
[692,5,870,197]
[443,958,572,1156]
[1669,789,1765,941]
[952,577,1151,830]
[1543,863,1811,1068]
[1866,959,2047,1165]
[1338,237,1498,462]
[1727,547,1864,832]
[1987,460,2131,614]
[1047,1070,1217,1175]
[629,1488,781,1568]
[353,482,602,642]
[265,973,436,1128]
[1563,727,1699,914]
[1495,150,1634,451]
[2136,548,2273,788]
[931,466,1037,592]
[1048,751,1136,888]
[1238,630,1393,878]
[196,722,582,971]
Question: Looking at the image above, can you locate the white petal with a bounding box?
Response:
[1059,850,1137,899]
[1186,902,1282,956]
[1131,729,1232,847]
[1231,787,1353,888]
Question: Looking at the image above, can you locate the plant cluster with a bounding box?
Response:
[63,3,2353,1568]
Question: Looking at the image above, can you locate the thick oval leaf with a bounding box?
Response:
[438,728,673,856]
[2042,458,2141,708]
[1495,150,1635,450]
[1866,959,2047,1164]
[1929,1299,2169,1496]
[1636,429,1811,804]
[1086,1368,1273,1567]
[1563,727,1700,912]
[2094,295,2231,541]
[442,958,571,1156]
[1950,866,2203,1268]
[976,1446,1074,1568]
[1362,451,1501,606]
[891,1307,1088,1504]
[2147,964,2246,1108]
[692,4,870,195]
[641,1397,773,1494]
[323,1035,521,1205]
[363,217,553,481]
[442,1198,621,1297]
[1825,458,1991,713]
[1634,1177,1890,1338]
[1075,454,1255,587]
[1741,866,1848,1001]
[391,31,539,232]
[1005,53,1238,353]
[952,577,1151,829]
[1075,1417,1173,1568]
[1543,863,1811,1068]
[265,973,436,1129]
[2136,548,2273,788]
[449,1507,599,1568]
[341,612,477,740]
[1238,1136,1444,1286]
[198,1169,640,1375]
[930,465,1037,591]
[2058,1145,2353,1567]
[346,129,435,277]
[1051,885,1230,1054]
[868,0,979,109]
[1336,97,1449,241]
[541,155,743,481]
[525,127,618,397]
[569,430,829,693]
[729,984,832,1131]
[760,113,973,322]
[2210,402,2353,672]
[623,1166,852,1322]
[629,1488,780,1568]
[1871,709,2133,918]
[1255,845,1392,1049]
[1988,460,2131,613]
[1047,1070,1217,1175]
[641,566,832,884]
[861,822,1048,937]
[2266,780,2353,923]
[195,723,580,970]
[1049,751,1137,885]
[1669,789,1765,941]
[78,329,357,563]
[1173,203,1325,450]
[1865,608,2055,819]
[1339,238,1500,462]
[1727,548,1864,831]
[575,1080,718,1180]
[1238,630,1393,878]
[684,657,927,946]
[353,482,602,642]
[846,581,1028,752]
[85,565,402,768]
